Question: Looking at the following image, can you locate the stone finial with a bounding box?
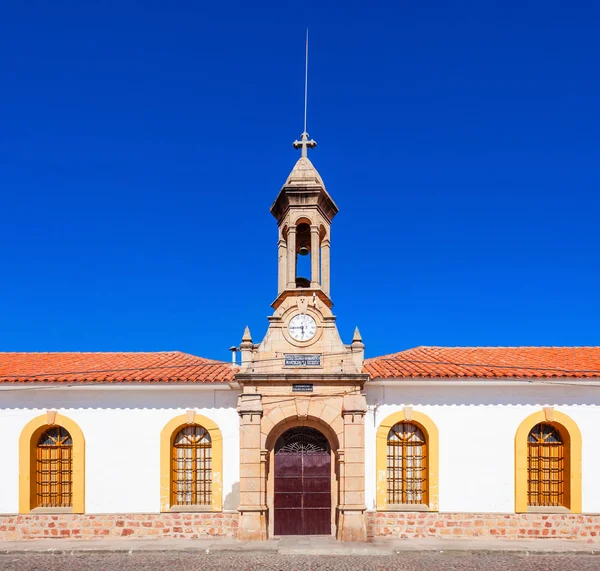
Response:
[242,326,253,343]
[350,326,365,372]
[240,326,254,368]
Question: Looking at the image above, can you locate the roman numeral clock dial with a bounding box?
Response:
[288,314,317,342]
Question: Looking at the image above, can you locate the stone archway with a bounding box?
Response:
[266,418,340,538]
[237,391,368,542]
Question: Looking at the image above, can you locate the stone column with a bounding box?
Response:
[337,394,368,542]
[321,238,330,296]
[286,226,297,289]
[237,394,267,541]
[310,225,320,288]
[277,238,287,294]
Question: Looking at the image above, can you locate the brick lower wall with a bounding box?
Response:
[367,512,600,541]
[3,511,599,542]
[0,512,239,541]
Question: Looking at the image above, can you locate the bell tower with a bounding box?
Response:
[237,132,364,375]
[271,131,337,303]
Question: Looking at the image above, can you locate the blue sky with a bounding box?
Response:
[1,2,599,359]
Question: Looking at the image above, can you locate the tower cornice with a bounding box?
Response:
[271,288,333,311]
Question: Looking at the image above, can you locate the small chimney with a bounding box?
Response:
[229,346,238,367]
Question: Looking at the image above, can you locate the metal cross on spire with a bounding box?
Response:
[293,29,317,158]
[293,131,317,158]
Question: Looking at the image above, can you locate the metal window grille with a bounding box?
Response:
[387,422,427,505]
[527,422,565,507]
[172,425,212,506]
[36,426,73,508]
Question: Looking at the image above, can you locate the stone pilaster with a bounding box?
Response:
[337,394,367,542]
[277,238,287,294]
[310,224,320,288]
[237,394,267,541]
[286,226,297,289]
[321,238,331,296]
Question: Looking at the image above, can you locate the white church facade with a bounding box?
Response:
[1,133,600,542]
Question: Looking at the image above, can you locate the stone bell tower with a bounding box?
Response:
[238,132,365,375]
[273,131,335,298]
[235,132,369,543]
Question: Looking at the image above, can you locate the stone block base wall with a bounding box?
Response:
[3,511,600,542]
[0,512,239,541]
[367,512,600,541]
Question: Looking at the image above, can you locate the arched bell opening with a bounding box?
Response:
[295,222,312,288]
[278,218,328,294]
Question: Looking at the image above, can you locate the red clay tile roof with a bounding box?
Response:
[3,347,600,384]
[364,346,600,379]
[0,352,236,384]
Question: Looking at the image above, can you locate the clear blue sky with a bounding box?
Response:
[1,2,599,359]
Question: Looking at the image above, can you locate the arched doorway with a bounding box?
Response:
[273,427,331,535]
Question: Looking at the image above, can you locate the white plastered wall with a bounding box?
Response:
[0,386,240,514]
[364,382,600,514]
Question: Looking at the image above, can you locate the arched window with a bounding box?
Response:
[527,423,565,508]
[387,422,427,505]
[160,414,223,512]
[376,410,438,511]
[36,426,73,508]
[515,410,582,513]
[172,425,212,507]
[19,414,85,514]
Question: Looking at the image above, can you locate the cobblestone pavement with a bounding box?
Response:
[0,553,598,570]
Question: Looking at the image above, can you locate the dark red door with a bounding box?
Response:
[274,427,331,535]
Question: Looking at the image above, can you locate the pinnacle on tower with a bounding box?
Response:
[242,326,253,343]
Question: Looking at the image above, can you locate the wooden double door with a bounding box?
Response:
[273,427,332,536]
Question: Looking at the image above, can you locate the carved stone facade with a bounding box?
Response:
[236,378,368,541]
[236,132,369,541]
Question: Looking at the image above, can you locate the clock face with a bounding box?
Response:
[288,314,317,342]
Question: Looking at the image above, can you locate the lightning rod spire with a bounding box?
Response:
[304,27,308,134]
[293,28,317,158]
